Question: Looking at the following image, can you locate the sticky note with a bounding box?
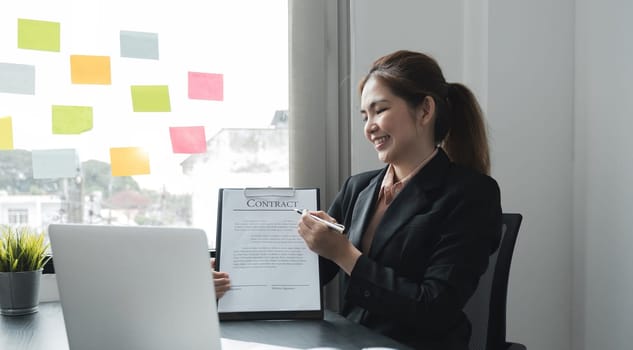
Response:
[32,149,79,179]
[70,55,111,84]
[52,105,93,134]
[130,85,171,112]
[0,116,14,150]
[169,126,207,154]
[110,147,150,176]
[0,63,35,95]
[188,72,223,101]
[120,31,159,60]
[17,18,60,52]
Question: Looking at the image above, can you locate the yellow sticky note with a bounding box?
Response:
[70,55,111,84]
[110,147,150,176]
[52,105,93,134]
[18,18,60,52]
[0,116,14,150]
[131,85,171,112]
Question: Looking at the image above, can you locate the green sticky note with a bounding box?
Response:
[52,105,93,134]
[18,18,61,52]
[131,85,171,112]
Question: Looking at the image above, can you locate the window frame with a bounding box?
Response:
[289,0,351,312]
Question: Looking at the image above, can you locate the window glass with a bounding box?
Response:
[0,0,289,248]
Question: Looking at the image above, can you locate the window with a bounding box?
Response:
[8,209,28,225]
[0,0,289,248]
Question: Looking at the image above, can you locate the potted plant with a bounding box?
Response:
[0,225,51,316]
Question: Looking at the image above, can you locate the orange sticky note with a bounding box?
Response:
[70,55,111,84]
[109,147,150,176]
[0,116,14,150]
[169,126,206,154]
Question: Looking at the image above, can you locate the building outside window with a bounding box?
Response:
[8,209,28,225]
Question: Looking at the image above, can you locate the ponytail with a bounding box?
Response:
[439,83,490,175]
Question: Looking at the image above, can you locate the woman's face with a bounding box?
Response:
[360,76,429,165]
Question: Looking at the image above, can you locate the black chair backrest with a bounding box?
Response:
[463,213,523,350]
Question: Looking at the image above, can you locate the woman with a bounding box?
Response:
[217,50,502,350]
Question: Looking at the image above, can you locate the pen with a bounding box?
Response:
[293,208,345,233]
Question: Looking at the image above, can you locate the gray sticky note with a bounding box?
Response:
[120,31,159,60]
[0,62,35,95]
[32,149,80,179]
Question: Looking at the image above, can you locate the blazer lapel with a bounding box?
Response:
[347,170,384,249]
[369,149,451,257]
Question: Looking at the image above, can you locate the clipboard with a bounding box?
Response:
[215,187,323,321]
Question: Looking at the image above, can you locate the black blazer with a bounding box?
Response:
[321,149,502,350]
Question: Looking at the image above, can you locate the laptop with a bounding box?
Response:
[48,224,222,350]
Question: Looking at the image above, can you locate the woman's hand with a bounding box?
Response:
[210,258,230,299]
[296,210,362,275]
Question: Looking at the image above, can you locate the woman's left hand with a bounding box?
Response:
[210,258,231,299]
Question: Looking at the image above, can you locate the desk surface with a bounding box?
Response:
[0,302,410,350]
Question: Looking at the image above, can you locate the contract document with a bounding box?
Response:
[216,188,322,320]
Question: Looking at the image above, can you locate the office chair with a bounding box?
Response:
[463,213,525,350]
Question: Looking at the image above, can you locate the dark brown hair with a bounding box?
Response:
[359,50,490,175]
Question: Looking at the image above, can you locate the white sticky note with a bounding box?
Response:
[32,149,80,179]
[0,62,35,95]
[120,31,159,60]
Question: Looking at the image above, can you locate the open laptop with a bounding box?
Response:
[48,224,221,350]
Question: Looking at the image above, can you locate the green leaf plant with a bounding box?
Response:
[0,226,51,272]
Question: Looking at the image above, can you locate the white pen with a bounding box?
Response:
[293,208,345,233]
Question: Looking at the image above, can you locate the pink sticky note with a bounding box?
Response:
[188,72,223,101]
[169,126,207,154]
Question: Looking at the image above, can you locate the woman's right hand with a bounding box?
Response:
[210,258,231,299]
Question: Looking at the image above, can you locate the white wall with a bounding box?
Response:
[574,1,633,349]
[350,1,574,349]
[487,1,574,349]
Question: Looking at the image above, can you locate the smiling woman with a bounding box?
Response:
[295,50,501,350]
